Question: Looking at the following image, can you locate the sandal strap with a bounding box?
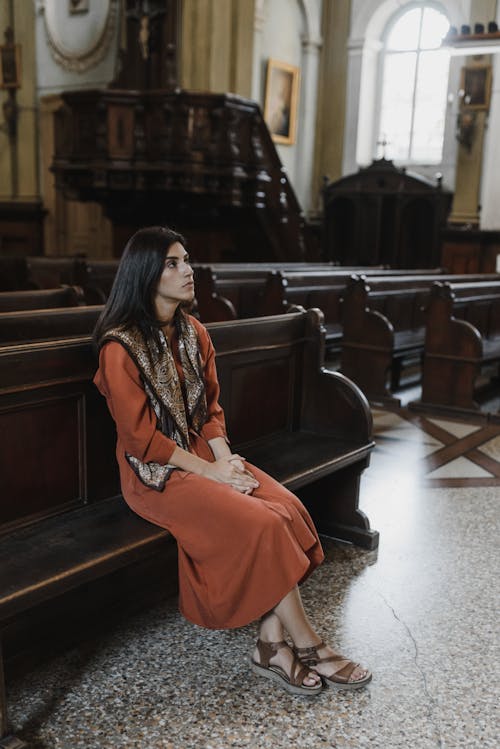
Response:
[310,654,347,666]
[332,661,360,683]
[295,642,352,669]
[255,639,288,668]
[255,640,317,688]
[294,641,367,685]
[294,640,326,660]
[289,654,314,688]
[268,654,316,688]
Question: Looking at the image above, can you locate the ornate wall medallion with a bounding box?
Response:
[40,0,119,72]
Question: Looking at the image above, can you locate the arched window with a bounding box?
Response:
[376,4,450,164]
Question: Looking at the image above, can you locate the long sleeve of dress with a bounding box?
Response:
[195,322,228,443]
[94,341,179,464]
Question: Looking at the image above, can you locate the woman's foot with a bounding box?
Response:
[252,639,323,696]
[294,640,372,690]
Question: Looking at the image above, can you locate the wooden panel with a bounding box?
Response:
[441,229,500,274]
[223,356,292,445]
[85,387,121,501]
[107,105,135,159]
[0,395,83,528]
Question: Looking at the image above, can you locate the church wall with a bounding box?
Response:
[252,0,305,197]
[180,0,254,97]
[34,0,121,96]
[33,0,121,255]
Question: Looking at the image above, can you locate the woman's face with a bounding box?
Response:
[154,242,195,313]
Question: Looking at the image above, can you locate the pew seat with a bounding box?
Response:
[0,498,172,625]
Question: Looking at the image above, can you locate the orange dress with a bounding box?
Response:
[93,315,324,629]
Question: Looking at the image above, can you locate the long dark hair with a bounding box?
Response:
[93,225,187,350]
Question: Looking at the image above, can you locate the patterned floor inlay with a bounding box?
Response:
[372,407,500,487]
[426,418,482,439]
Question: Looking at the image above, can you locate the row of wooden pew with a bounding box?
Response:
[1,259,499,419]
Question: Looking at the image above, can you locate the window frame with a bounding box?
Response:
[374,1,451,167]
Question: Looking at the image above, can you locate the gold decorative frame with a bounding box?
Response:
[460,65,492,110]
[263,59,300,145]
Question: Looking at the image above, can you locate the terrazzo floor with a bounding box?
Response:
[6,407,500,749]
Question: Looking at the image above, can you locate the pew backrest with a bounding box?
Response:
[425,280,500,350]
[26,256,87,289]
[342,273,500,338]
[0,286,86,313]
[0,305,102,345]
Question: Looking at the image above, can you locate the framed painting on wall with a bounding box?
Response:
[460,65,492,110]
[263,59,300,145]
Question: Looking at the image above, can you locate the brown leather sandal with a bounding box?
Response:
[295,640,372,690]
[251,639,323,697]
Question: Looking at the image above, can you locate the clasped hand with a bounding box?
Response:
[202,454,259,494]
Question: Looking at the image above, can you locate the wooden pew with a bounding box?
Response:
[192,266,237,322]
[0,286,86,313]
[193,266,329,322]
[0,306,102,345]
[252,268,446,357]
[412,280,500,417]
[256,270,355,354]
[25,257,87,289]
[0,308,376,746]
[80,260,120,304]
[340,273,500,405]
[193,265,442,325]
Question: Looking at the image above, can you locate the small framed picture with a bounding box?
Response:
[0,41,21,89]
[264,59,300,145]
[460,65,492,110]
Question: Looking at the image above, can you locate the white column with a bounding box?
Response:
[294,35,322,213]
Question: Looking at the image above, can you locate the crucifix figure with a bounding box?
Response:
[126,0,166,62]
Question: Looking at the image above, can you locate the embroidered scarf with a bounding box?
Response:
[102,311,207,491]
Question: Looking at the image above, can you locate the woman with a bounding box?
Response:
[93,226,371,696]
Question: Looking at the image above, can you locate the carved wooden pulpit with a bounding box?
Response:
[51,0,310,261]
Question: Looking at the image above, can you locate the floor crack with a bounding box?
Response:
[376,590,444,749]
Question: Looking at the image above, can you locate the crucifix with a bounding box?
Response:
[376,135,390,159]
[125,0,166,61]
